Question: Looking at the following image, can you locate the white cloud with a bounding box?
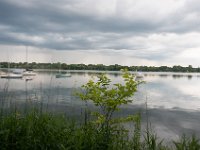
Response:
[1,0,200,66]
[0,45,51,63]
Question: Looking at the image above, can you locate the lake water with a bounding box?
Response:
[0,70,200,141]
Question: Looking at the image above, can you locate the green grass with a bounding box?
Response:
[0,111,199,150]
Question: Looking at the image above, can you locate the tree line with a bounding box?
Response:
[0,62,200,72]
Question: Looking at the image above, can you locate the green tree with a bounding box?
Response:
[77,69,142,148]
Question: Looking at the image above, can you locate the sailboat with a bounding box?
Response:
[135,72,144,78]
[133,70,144,81]
[23,69,37,76]
[23,47,37,76]
[0,62,23,79]
[1,73,23,79]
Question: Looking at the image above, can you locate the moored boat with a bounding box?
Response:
[133,71,144,81]
[135,72,144,78]
[23,71,37,76]
[23,47,37,76]
[1,73,23,79]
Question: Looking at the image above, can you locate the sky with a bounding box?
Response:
[0,0,200,66]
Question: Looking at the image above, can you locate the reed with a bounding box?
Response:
[0,111,199,150]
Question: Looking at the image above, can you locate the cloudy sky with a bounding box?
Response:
[0,0,200,66]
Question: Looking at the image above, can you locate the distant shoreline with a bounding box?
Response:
[0,62,199,73]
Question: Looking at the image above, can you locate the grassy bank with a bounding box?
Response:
[0,112,200,150]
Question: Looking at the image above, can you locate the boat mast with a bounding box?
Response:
[26,46,28,71]
[8,50,10,74]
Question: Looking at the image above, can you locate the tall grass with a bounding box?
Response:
[0,111,199,150]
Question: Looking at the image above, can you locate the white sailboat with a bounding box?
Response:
[23,69,37,76]
[23,47,37,76]
[135,72,144,78]
[133,70,144,81]
[0,62,23,79]
[1,73,23,79]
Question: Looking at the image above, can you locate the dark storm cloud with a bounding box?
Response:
[0,0,159,34]
[0,0,163,49]
[1,0,200,63]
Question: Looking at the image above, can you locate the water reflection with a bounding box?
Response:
[187,75,193,80]
[1,71,200,109]
[158,74,169,78]
[172,74,184,79]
